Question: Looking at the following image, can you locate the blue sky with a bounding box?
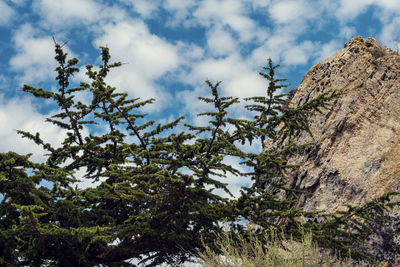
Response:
[1,0,400,195]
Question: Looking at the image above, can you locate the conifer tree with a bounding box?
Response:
[0,43,398,266]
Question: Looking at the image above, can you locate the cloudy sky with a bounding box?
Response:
[1,0,399,194]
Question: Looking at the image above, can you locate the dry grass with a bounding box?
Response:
[196,229,378,267]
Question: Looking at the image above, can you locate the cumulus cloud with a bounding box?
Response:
[9,24,57,84]
[0,0,14,26]
[33,0,101,27]
[268,0,317,24]
[282,40,315,65]
[163,0,196,26]
[210,155,252,199]
[367,1,400,48]
[93,20,181,110]
[373,0,400,24]
[122,0,161,18]
[206,26,237,57]
[32,0,128,31]
[378,16,400,48]
[186,54,265,99]
[0,74,11,92]
[339,26,357,40]
[8,0,26,5]
[0,95,67,163]
[247,0,271,9]
[335,0,374,22]
[0,94,95,188]
[250,31,298,66]
[315,40,342,63]
[176,85,210,124]
[71,167,106,189]
[193,0,261,43]
[176,41,204,63]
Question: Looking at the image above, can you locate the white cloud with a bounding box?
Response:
[378,16,400,48]
[71,167,106,189]
[176,82,253,131]
[247,0,271,9]
[32,0,128,32]
[177,41,204,62]
[123,0,161,18]
[163,0,269,43]
[163,0,196,26]
[0,74,11,92]
[0,95,67,163]
[0,0,14,26]
[283,40,315,66]
[206,26,236,57]
[176,85,210,124]
[375,0,400,10]
[33,0,101,27]
[0,94,94,187]
[314,0,339,16]
[224,71,265,99]
[339,26,357,40]
[93,20,181,110]
[193,0,260,42]
[186,54,266,97]
[210,155,252,199]
[187,55,238,83]
[250,31,295,66]
[315,40,342,63]
[268,0,316,24]
[366,1,400,47]
[335,0,374,22]
[369,0,400,23]
[8,0,26,5]
[250,22,325,68]
[9,24,57,84]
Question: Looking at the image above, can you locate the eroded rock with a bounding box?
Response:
[262,36,400,263]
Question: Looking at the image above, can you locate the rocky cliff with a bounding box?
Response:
[263,36,400,263]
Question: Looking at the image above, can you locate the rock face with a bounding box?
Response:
[264,36,400,262]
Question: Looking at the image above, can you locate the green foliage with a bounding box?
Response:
[0,43,397,266]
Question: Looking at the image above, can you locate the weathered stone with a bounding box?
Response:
[262,36,400,263]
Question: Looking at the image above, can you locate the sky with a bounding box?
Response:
[1,0,400,196]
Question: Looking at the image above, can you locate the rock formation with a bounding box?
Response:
[263,36,400,263]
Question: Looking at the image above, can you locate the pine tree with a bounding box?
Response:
[0,43,398,266]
